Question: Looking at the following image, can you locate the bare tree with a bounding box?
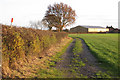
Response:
[41,18,52,30]
[29,21,43,29]
[42,2,76,32]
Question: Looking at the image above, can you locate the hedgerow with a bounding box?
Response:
[2,24,68,70]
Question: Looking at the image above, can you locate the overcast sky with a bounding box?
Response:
[0,0,119,29]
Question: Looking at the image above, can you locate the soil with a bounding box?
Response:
[56,39,76,78]
[56,38,104,78]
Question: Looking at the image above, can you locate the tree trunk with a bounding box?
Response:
[58,28,60,32]
[48,26,52,31]
[58,26,63,32]
[60,27,63,32]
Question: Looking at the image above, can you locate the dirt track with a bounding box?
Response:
[56,38,104,78]
[56,39,75,78]
[78,39,104,77]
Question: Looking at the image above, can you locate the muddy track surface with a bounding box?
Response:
[56,38,104,78]
[56,39,75,78]
[79,38,104,78]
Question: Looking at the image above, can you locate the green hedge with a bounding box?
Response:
[2,25,68,68]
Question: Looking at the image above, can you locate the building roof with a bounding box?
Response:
[77,25,105,28]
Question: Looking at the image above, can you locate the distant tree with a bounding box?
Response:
[42,2,76,32]
[63,29,69,32]
[29,21,43,29]
[42,17,53,31]
[110,26,113,28]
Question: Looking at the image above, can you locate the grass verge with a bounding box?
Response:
[36,38,73,78]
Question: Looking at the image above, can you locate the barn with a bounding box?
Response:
[70,25,109,33]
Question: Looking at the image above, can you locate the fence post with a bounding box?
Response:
[11,18,13,27]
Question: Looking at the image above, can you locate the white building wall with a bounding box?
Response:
[88,28,109,32]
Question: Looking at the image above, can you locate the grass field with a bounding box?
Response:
[69,33,119,77]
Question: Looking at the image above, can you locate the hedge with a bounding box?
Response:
[2,25,68,70]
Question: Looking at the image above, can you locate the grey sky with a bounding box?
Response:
[0,0,119,29]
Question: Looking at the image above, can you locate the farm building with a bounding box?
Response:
[70,25,109,33]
